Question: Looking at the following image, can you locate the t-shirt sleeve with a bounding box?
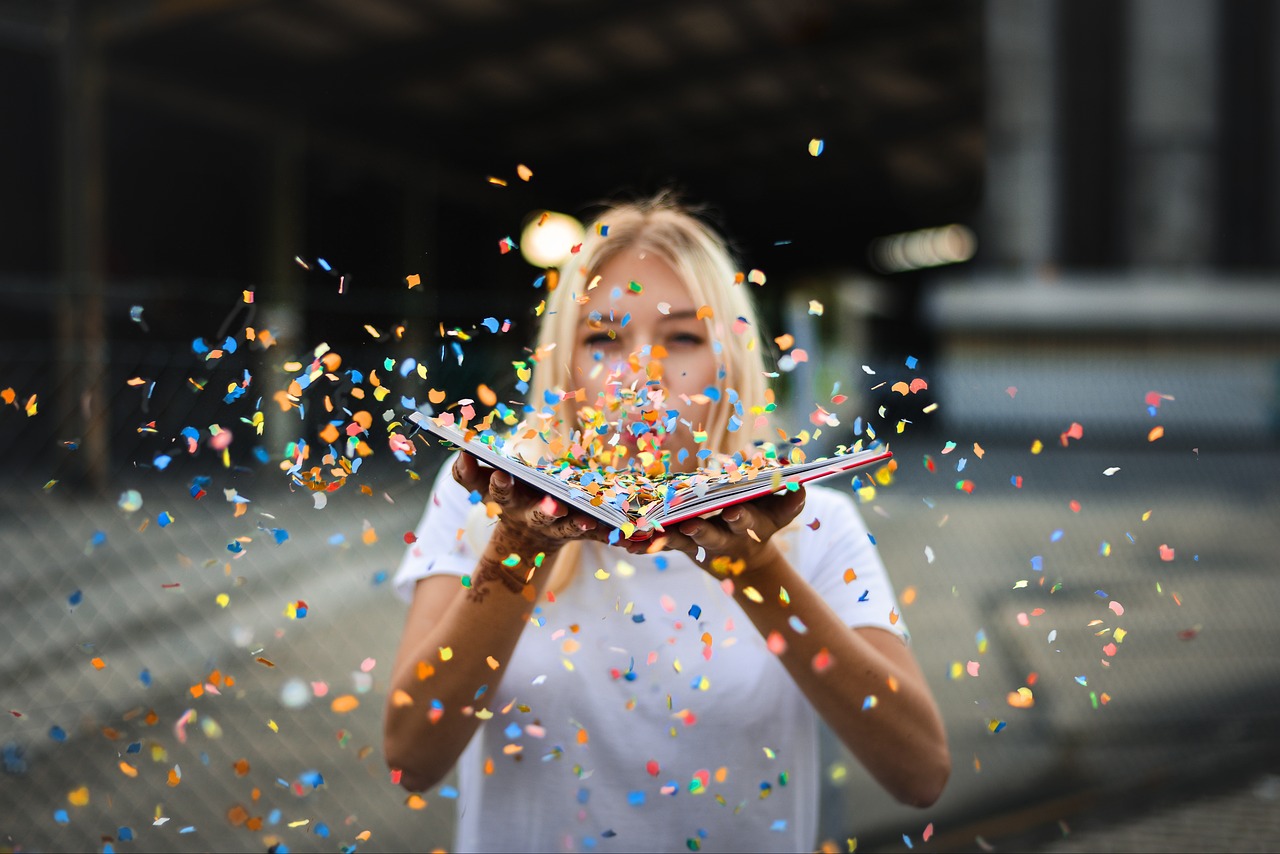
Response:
[791,485,908,640]
[392,453,482,602]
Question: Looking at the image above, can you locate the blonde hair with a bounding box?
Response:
[523,192,774,591]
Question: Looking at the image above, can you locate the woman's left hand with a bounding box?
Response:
[622,486,807,577]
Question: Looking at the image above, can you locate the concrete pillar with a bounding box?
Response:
[56,0,109,492]
[1124,0,1218,266]
[260,132,306,461]
[981,0,1058,270]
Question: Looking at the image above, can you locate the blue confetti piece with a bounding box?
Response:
[1030,555,1043,571]
[191,337,209,355]
[903,834,914,849]
[702,386,721,403]
[1094,589,1107,598]
[957,457,967,472]
[771,820,788,832]
[688,604,702,619]
[544,390,559,406]
[227,541,243,554]
[153,453,172,471]
[90,530,107,547]
[53,809,69,825]
[905,355,918,369]
[583,837,597,850]
[481,317,499,334]
[504,723,522,739]
[655,556,668,570]
[49,725,67,742]
[68,590,82,608]
[328,533,346,546]
[268,808,282,825]
[372,570,388,585]
[858,590,870,602]
[867,533,876,546]
[158,512,173,528]
[299,769,324,789]
[608,528,621,545]
[104,844,115,854]
[1075,675,1088,685]
[117,827,134,841]
[272,528,289,546]
[126,741,141,753]
[439,785,459,799]
[314,823,330,838]
[468,490,483,505]
[627,790,645,806]
[221,336,237,354]
[631,613,645,623]
[577,787,590,804]
[317,257,332,272]
[1050,529,1064,542]
[139,669,152,687]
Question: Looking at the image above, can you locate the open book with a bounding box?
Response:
[408,412,892,534]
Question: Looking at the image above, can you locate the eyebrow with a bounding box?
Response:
[579,308,701,327]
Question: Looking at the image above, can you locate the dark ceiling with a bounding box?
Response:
[4,0,983,340]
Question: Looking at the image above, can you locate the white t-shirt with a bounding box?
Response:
[393,455,905,853]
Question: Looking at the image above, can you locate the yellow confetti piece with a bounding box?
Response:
[1030,439,1043,454]
[67,786,90,806]
[215,593,230,608]
[808,138,824,156]
[330,695,359,714]
[439,646,453,662]
[242,289,255,303]
[267,719,278,733]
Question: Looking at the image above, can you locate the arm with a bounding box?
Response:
[383,454,603,792]
[633,487,950,808]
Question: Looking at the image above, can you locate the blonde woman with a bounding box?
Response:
[384,195,949,853]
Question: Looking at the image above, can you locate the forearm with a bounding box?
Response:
[384,535,553,790]
[730,552,950,806]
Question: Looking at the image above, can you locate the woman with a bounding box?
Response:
[384,194,949,853]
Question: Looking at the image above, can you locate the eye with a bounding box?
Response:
[583,331,622,350]
[667,331,706,347]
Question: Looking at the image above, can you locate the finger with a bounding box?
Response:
[452,452,492,493]
[488,468,514,505]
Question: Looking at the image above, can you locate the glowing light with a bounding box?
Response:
[520,211,585,268]
[870,224,977,273]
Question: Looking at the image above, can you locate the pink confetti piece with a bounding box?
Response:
[1159,544,1175,561]
[1108,601,1124,616]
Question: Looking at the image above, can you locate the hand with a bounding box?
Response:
[623,486,807,577]
[451,453,605,557]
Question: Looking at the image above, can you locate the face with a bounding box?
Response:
[568,250,718,473]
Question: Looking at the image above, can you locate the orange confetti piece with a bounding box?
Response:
[90,657,106,670]
[330,695,359,714]
[405,794,427,810]
[576,728,589,744]
[695,305,714,320]
[118,761,138,778]
[0,388,14,404]
[234,758,250,776]
[842,568,857,583]
[67,786,90,806]
[406,273,422,288]
[428,389,447,404]
[1148,425,1164,442]
[167,768,181,787]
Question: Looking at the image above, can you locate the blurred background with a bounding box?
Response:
[2,0,1279,851]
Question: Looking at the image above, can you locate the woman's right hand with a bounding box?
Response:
[451,452,604,558]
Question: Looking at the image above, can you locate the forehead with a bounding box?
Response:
[577,250,695,318]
